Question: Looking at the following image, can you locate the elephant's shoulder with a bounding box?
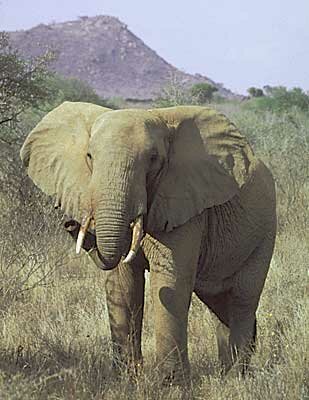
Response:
[150,106,257,188]
[242,159,276,198]
[195,110,256,188]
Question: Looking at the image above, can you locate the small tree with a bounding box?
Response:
[154,73,193,107]
[247,87,264,98]
[190,83,218,104]
[0,32,55,142]
[47,74,110,107]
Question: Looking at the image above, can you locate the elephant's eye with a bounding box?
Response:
[86,153,93,172]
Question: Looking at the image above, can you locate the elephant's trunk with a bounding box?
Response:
[76,212,144,269]
[95,194,130,269]
[78,154,147,270]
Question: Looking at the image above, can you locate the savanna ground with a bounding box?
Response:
[0,101,308,399]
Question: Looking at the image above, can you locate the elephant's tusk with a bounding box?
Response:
[123,250,136,264]
[90,219,96,230]
[76,215,92,254]
[123,215,144,264]
[54,199,61,209]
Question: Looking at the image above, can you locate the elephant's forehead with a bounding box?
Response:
[91,109,164,148]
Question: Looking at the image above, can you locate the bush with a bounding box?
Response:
[247,87,264,97]
[0,140,70,311]
[0,32,116,146]
[245,86,309,113]
[154,78,219,108]
[190,83,218,104]
[0,32,55,143]
[225,107,309,232]
[47,75,111,108]
[153,74,194,107]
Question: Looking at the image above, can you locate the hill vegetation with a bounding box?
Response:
[0,33,308,399]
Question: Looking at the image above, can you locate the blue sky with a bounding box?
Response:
[1,0,309,94]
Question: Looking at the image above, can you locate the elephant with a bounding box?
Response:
[20,101,276,384]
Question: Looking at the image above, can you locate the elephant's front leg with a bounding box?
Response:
[145,220,202,385]
[105,251,147,376]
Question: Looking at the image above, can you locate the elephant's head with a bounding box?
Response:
[20,102,254,269]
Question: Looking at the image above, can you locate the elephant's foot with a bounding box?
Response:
[161,371,191,389]
[221,353,255,381]
[215,315,257,377]
[126,357,143,383]
[217,343,256,378]
[111,349,144,381]
[155,353,191,389]
[228,315,257,375]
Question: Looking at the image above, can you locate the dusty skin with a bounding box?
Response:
[20,102,276,385]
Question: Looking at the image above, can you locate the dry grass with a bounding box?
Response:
[0,227,307,399]
[0,107,308,399]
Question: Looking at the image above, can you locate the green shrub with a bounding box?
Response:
[47,74,110,108]
[190,83,218,104]
[0,32,116,145]
[227,107,309,231]
[247,87,265,98]
[245,86,309,113]
[0,32,55,143]
[154,79,220,108]
[154,75,194,107]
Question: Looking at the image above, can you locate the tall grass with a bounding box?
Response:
[0,105,308,399]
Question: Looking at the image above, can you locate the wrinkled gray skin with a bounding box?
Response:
[20,102,276,384]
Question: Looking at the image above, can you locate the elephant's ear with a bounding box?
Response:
[20,101,111,222]
[147,106,255,232]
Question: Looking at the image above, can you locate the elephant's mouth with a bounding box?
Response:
[76,214,144,264]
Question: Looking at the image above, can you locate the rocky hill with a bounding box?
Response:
[9,15,235,100]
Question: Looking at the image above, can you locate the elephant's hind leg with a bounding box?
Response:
[105,250,147,376]
[203,291,257,374]
[228,301,257,374]
[194,290,233,371]
[228,234,275,373]
[216,320,232,371]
